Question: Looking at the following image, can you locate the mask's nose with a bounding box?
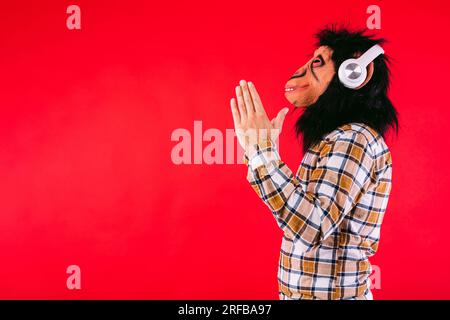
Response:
[290,68,307,80]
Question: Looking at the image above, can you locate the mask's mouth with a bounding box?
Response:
[285,84,309,93]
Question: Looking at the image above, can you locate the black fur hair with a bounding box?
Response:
[294,24,400,153]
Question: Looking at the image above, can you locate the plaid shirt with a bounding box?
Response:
[243,122,392,300]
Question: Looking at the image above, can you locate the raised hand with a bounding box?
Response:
[230,79,289,155]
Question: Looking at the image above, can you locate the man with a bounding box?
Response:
[230,26,399,300]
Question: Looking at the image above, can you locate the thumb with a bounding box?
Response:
[272,107,289,129]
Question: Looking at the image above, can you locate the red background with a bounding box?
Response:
[0,0,449,299]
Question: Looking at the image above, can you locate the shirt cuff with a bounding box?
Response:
[244,138,281,170]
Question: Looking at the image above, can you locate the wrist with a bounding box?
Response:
[245,137,280,169]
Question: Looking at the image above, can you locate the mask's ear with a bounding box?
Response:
[354,61,374,90]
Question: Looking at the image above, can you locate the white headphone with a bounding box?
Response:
[338,44,384,89]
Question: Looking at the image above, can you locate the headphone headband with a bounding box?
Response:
[358,44,384,67]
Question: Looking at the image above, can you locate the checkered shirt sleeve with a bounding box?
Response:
[243,131,374,254]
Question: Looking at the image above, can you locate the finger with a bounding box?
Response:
[239,79,255,116]
[248,82,267,116]
[272,107,289,129]
[235,85,247,123]
[230,98,241,126]
[235,85,247,122]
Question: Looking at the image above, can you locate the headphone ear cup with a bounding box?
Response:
[338,59,367,89]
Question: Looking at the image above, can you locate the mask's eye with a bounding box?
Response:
[312,58,323,67]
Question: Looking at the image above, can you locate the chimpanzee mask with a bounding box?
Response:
[285,26,399,153]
